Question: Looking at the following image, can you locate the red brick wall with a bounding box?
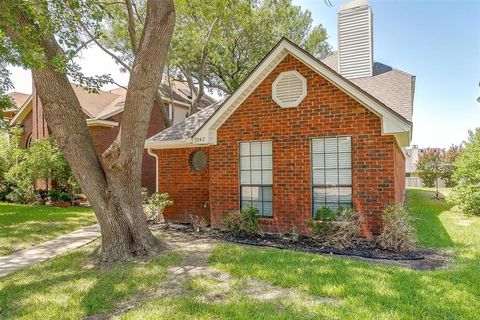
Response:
[394,142,406,204]
[155,147,210,222]
[208,54,399,237]
[155,54,404,237]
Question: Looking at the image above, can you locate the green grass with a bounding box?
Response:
[0,240,181,319]
[121,188,480,319]
[0,202,97,255]
[2,189,479,319]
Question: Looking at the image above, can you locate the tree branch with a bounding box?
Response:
[125,0,138,54]
[80,22,132,72]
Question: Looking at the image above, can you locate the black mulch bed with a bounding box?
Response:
[152,223,450,270]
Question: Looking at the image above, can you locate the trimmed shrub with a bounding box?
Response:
[377,205,415,253]
[307,207,360,248]
[189,214,209,232]
[327,208,360,248]
[224,206,263,237]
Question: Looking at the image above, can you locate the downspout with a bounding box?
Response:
[147,148,159,193]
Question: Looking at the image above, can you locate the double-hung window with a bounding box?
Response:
[311,137,352,214]
[239,141,273,217]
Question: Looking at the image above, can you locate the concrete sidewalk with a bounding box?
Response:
[0,224,101,277]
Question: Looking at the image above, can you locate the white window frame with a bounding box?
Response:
[311,136,353,215]
[239,140,273,218]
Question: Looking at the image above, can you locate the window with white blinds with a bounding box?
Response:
[239,141,273,217]
[311,137,352,213]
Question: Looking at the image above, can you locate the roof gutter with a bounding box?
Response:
[145,139,196,150]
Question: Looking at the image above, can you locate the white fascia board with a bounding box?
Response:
[86,119,118,127]
[10,95,33,125]
[193,39,412,147]
[81,108,95,119]
[144,139,208,150]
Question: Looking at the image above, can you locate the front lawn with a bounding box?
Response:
[121,188,480,319]
[0,202,97,255]
[1,189,478,319]
[0,240,180,319]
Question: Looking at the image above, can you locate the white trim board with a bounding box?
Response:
[86,119,118,127]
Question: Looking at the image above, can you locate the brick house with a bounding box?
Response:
[145,1,415,237]
[5,81,214,192]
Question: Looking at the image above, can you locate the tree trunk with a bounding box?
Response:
[155,89,171,128]
[29,0,175,262]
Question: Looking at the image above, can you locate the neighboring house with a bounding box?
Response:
[4,80,215,192]
[405,145,444,187]
[145,0,415,237]
[2,92,30,120]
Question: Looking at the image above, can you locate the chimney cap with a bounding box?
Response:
[340,0,369,11]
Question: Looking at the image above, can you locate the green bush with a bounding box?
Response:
[314,206,337,221]
[377,205,415,253]
[224,206,263,237]
[141,187,174,223]
[48,189,61,202]
[0,129,78,204]
[450,129,480,215]
[307,207,359,248]
[6,185,36,204]
[59,192,72,202]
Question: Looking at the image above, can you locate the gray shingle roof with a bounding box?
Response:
[147,51,414,145]
[146,101,222,143]
[321,53,414,121]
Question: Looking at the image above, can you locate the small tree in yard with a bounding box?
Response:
[416,147,458,195]
[0,0,175,262]
[141,187,173,223]
[440,145,460,187]
[450,129,480,216]
[416,149,441,188]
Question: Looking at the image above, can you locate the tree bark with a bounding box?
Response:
[30,0,175,262]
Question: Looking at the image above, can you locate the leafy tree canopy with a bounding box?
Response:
[450,128,480,215]
[103,0,333,113]
[0,1,112,97]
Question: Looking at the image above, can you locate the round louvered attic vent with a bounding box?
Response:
[272,70,307,108]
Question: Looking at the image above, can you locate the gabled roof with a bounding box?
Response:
[146,102,222,148]
[146,38,414,149]
[5,92,30,112]
[9,81,216,126]
[321,53,415,121]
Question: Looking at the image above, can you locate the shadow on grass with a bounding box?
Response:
[209,244,480,319]
[0,242,179,319]
[0,203,96,255]
[406,188,455,249]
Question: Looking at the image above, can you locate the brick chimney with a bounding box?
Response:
[338,0,373,79]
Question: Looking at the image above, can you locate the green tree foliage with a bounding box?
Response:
[415,147,459,188]
[0,0,112,104]
[450,129,480,215]
[0,127,25,200]
[441,145,461,187]
[415,149,441,188]
[104,0,333,114]
[0,129,77,203]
